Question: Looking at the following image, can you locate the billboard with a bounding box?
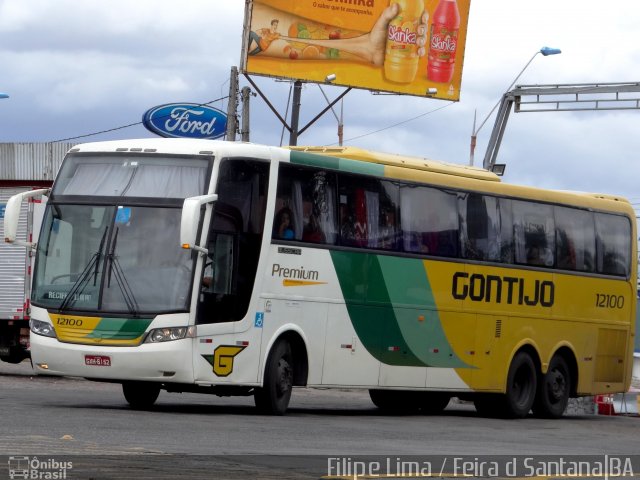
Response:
[241,0,470,100]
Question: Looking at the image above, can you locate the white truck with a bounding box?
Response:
[0,186,46,363]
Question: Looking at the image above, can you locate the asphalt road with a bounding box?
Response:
[1,360,639,479]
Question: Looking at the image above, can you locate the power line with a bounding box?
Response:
[52,120,146,143]
[50,96,229,143]
[333,101,456,145]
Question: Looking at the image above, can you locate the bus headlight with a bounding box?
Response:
[30,319,57,338]
[145,326,196,343]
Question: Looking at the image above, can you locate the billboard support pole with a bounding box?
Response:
[244,74,292,133]
[298,87,351,137]
[289,81,303,146]
[243,73,351,145]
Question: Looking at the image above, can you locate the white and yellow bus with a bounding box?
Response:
[4,139,636,418]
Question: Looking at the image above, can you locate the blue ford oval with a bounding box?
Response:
[142,103,227,139]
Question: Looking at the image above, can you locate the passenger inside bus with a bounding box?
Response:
[274,206,295,239]
[302,212,325,243]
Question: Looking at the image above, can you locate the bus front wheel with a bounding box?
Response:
[122,381,160,409]
[254,339,293,415]
[532,355,570,418]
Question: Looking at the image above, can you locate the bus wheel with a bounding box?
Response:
[503,351,537,418]
[532,355,570,418]
[254,339,293,415]
[420,393,451,415]
[122,382,160,409]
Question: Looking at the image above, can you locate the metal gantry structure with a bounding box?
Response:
[483,81,640,171]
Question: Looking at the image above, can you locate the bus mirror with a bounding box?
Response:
[3,188,50,248]
[180,193,218,253]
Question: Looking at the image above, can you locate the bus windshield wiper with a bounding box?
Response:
[93,226,108,285]
[59,227,109,312]
[106,227,140,317]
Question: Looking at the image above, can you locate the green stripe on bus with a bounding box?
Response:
[290,151,385,177]
[84,317,152,340]
[377,255,469,368]
[330,250,422,366]
[331,251,469,368]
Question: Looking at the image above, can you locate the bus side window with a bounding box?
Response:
[595,213,631,276]
[460,193,489,260]
[205,233,234,295]
[275,165,338,245]
[400,185,458,257]
[513,200,555,267]
[555,206,595,273]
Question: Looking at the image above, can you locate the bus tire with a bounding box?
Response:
[503,351,537,418]
[254,339,293,415]
[122,381,160,409]
[532,355,570,418]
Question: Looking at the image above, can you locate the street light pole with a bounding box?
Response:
[469,47,561,166]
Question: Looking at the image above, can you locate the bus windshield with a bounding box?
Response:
[52,153,209,198]
[33,204,194,314]
[31,152,211,315]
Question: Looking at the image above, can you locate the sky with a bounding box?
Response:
[1,0,640,213]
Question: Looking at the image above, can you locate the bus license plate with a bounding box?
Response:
[85,355,111,367]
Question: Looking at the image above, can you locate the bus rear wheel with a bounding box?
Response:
[532,355,570,418]
[254,339,293,415]
[474,352,537,418]
[122,381,160,409]
[503,351,537,418]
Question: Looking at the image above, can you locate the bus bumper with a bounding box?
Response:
[30,333,195,384]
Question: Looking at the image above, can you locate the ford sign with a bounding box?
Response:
[142,103,227,140]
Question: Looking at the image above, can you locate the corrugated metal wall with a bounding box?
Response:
[0,142,75,181]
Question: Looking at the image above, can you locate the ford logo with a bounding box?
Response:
[142,103,227,139]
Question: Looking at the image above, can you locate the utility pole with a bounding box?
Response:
[226,66,239,141]
[289,81,302,146]
[241,86,251,142]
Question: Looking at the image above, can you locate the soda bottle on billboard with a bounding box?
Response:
[427,0,460,83]
[384,0,424,83]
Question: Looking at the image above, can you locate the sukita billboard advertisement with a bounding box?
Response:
[241,0,470,100]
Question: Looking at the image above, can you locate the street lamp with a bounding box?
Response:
[469,46,561,166]
[0,93,8,99]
